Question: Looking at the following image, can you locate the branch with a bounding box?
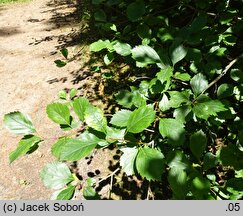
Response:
[97,168,120,185]
[198,54,243,97]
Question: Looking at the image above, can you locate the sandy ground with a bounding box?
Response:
[0,0,113,199]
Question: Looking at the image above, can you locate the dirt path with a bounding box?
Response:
[0,0,113,199]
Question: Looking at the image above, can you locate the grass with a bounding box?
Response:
[0,0,30,4]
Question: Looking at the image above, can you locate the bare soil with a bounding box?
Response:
[0,0,114,199]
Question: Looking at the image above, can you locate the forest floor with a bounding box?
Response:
[0,0,116,199]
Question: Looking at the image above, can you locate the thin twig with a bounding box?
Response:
[97,168,120,185]
[198,54,243,97]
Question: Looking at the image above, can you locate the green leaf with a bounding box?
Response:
[168,90,190,108]
[84,106,107,133]
[173,105,192,123]
[218,144,243,170]
[230,68,243,83]
[73,97,91,121]
[56,185,75,200]
[159,94,170,111]
[167,150,189,170]
[94,9,107,22]
[192,176,211,195]
[54,60,67,67]
[90,40,112,52]
[193,99,227,120]
[132,91,147,107]
[58,90,67,100]
[203,152,218,170]
[217,83,234,99]
[4,112,36,135]
[156,67,173,91]
[190,130,207,160]
[174,72,191,81]
[46,103,71,125]
[106,127,126,143]
[131,45,161,66]
[120,147,138,176]
[135,146,165,181]
[126,0,145,22]
[69,88,77,99]
[83,186,101,200]
[115,90,134,108]
[127,105,155,133]
[9,135,41,163]
[110,109,132,127]
[60,133,100,161]
[136,24,152,39]
[170,44,187,65]
[159,118,185,146]
[113,42,132,56]
[185,48,202,62]
[60,48,68,59]
[104,53,114,65]
[190,73,208,96]
[168,168,188,199]
[40,162,74,190]
[51,137,71,159]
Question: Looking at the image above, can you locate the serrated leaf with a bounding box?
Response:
[159,94,170,111]
[156,67,173,91]
[173,105,192,123]
[106,127,126,143]
[217,83,234,99]
[159,118,185,146]
[84,106,107,133]
[193,99,227,120]
[54,60,67,67]
[83,186,101,200]
[9,135,41,163]
[170,44,187,65]
[126,0,145,22]
[69,88,77,99]
[110,109,132,127]
[168,90,190,108]
[131,45,161,66]
[190,73,208,96]
[167,150,189,170]
[56,185,75,200]
[90,40,112,52]
[192,176,210,194]
[135,146,165,181]
[127,105,155,133]
[40,162,74,190]
[60,48,68,59]
[203,152,218,170]
[190,130,207,160]
[73,97,91,121]
[115,90,134,108]
[51,137,71,159]
[168,168,188,199]
[120,147,138,176]
[4,112,36,135]
[58,90,67,100]
[60,133,101,161]
[113,42,131,56]
[46,103,71,125]
[174,72,191,81]
[104,53,114,65]
[132,90,147,107]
